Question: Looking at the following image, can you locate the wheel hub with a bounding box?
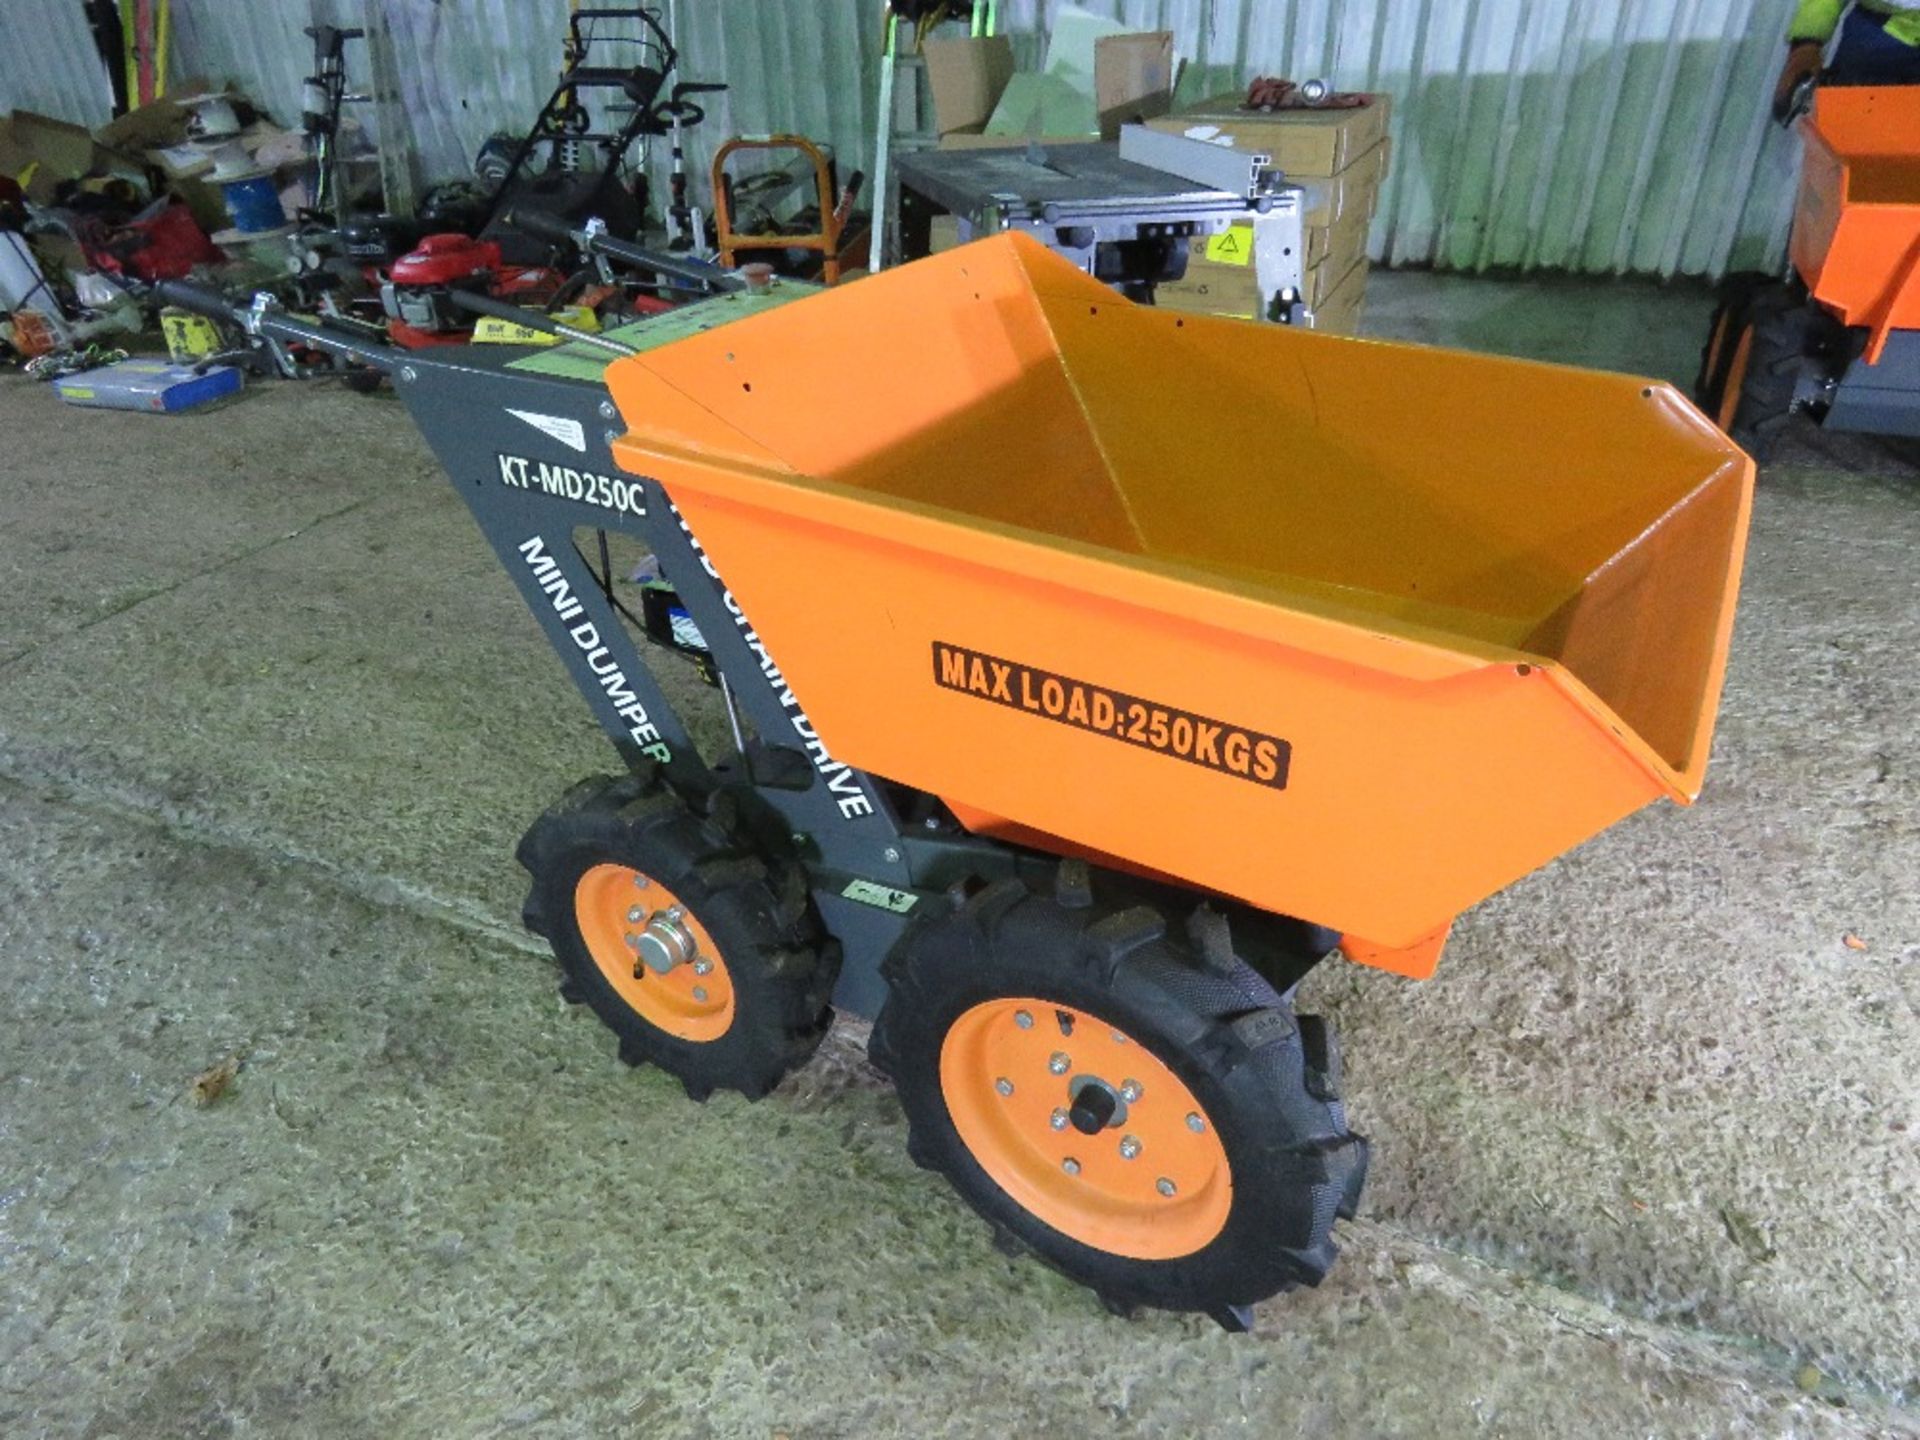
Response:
[635,909,696,975]
[939,998,1232,1261]
[572,863,736,1043]
[1066,1075,1126,1133]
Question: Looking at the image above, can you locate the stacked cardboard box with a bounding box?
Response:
[921,29,1177,151]
[1143,94,1391,333]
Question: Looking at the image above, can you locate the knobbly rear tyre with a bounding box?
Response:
[871,871,1366,1329]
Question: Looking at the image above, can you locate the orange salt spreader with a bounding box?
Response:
[155,229,1752,1330]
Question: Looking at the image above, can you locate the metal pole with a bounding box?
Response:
[867,10,898,273]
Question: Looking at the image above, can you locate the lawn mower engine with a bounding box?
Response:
[380,233,561,349]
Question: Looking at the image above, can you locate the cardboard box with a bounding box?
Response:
[93,86,214,154]
[53,359,242,413]
[1305,182,1377,270]
[1145,92,1391,177]
[1311,255,1368,335]
[984,71,1099,139]
[1094,31,1175,139]
[1154,236,1366,321]
[1305,249,1365,309]
[923,35,1017,137]
[0,111,100,202]
[1302,138,1390,228]
[934,30,1175,148]
[1152,253,1261,320]
[929,214,963,253]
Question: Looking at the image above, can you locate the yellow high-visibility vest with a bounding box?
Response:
[1791,0,1920,46]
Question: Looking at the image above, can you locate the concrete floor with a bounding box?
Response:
[1,271,1916,1438]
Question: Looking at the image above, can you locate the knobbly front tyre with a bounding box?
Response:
[1697,274,1838,455]
[517,771,836,1101]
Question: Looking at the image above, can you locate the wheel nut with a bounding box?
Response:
[1048,1052,1070,1075]
[1110,1030,1129,1045]
[1119,1135,1141,1160]
[632,874,649,889]
[1186,1112,1206,1133]
[1062,1158,1081,1176]
[1120,1079,1142,1103]
[693,959,712,976]
[692,986,709,1002]
[625,933,642,950]
[1050,1108,1069,1131]
[995,1077,1014,1096]
[1014,1010,1034,1030]
[1156,1177,1177,1198]
[627,906,644,923]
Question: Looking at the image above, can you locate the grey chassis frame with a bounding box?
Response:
[389,343,1032,1019]
[1820,328,1920,438]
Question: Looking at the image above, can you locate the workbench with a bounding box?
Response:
[895,142,1307,320]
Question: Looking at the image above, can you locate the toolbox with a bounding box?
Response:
[52,359,242,413]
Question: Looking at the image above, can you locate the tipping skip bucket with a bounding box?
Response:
[606,233,1752,975]
[1791,87,1920,363]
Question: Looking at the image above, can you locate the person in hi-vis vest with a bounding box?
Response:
[1776,1,1920,116]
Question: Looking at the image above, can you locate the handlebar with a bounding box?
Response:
[504,208,747,293]
[506,207,578,246]
[149,279,395,372]
[151,278,236,319]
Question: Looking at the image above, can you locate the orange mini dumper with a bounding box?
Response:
[1699,86,1920,447]
[158,232,1752,1329]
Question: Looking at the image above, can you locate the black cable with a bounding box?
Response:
[570,533,650,634]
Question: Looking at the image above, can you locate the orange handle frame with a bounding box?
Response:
[711,134,860,286]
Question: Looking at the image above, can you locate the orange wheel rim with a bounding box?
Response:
[1717,324,1754,431]
[940,998,1232,1260]
[574,864,735,1042]
[1702,308,1733,388]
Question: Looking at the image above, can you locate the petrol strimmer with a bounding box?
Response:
[157,234,1752,1329]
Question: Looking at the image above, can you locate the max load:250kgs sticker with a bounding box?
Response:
[932,641,1290,789]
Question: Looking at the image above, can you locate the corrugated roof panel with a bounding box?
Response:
[1,0,116,128]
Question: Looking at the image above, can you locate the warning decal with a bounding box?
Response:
[932,641,1289,789]
[1204,225,1255,266]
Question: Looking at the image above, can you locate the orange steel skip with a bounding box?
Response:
[1791,87,1920,365]
[604,233,1753,978]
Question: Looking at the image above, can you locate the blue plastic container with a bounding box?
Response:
[220,173,286,233]
[53,360,243,413]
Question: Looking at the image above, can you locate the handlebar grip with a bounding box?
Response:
[151,278,238,321]
[506,207,578,246]
[446,288,549,326]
